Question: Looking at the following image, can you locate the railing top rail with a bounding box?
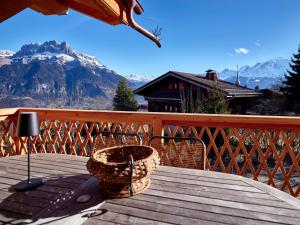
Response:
[0,108,19,116]
[0,108,19,120]
[17,108,300,128]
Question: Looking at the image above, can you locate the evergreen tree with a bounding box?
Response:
[113,78,138,111]
[282,45,300,111]
[181,87,229,114]
[202,90,229,114]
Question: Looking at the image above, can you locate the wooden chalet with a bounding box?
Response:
[134,70,261,114]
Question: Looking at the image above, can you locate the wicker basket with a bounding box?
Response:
[86,145,160,198]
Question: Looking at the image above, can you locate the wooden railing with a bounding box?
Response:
[1,108,300,197]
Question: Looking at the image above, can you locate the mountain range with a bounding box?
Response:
[125,58,290,89]
[0,40,291,109]
[0,41,140,109]
[218,57,290,89]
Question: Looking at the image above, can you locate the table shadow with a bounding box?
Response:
[0,175,105,224]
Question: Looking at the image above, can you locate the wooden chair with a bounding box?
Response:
[149,136,207,170]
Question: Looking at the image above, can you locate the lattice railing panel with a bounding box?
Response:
[163,125,300,196]
[28,120,152,157]
[0,118,18,157]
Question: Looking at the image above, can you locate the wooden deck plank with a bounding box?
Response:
[5,158,87,175]
[33,153,89,163]
[149,183,292,208]
[86,211,172,225]
[152,174,263,193]
[0,199,41,216]
[0,190,50,208]
[155,170,249,186]
[83,218,121,225]
[157,166,242,180]
[101,203,223,225]
[0,173,82,193]
[0,168,90,184]
[5,189,60,201]
[151,179,277,200]
[0,211,31,225]
[133,194,300,225]
[143,189,300,217]
[10,155,88,171]
[107,197,289,225]
[0,162,84,177]
[241,176,300,209]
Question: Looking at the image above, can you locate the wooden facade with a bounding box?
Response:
[134,70,261,114]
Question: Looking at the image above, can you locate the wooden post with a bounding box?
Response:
[152,117,164,145]
[12,117,21,155]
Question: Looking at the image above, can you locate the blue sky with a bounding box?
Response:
[0,0,300,77]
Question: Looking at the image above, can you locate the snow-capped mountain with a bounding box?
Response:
[125,74,156,82]
[0,50,15,58]
[0,40,134,109]
[10,41,105,68]
[219,57,290,89]
[126,58,291,90]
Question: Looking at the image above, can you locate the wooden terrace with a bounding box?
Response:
[1,108,300,224]
[1,154,300,225]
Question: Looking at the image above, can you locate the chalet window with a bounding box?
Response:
[174,83,178,89]
[168,83,173,89]
[170,106,173,112]
[165,105,168,111]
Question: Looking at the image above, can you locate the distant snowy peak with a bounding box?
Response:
[11,40,105,68]
[218,57,290,89]
[0,50,15,58]
[219,57,290,79]
[125,74,157,82]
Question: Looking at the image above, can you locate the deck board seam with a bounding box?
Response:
[140,192,300,217]
[155,170,245,182]
[154,172,249,186]
[106,198,290,225]
[101,202,225,225]
[148,186,291,208]
[8,157,88,170]
[150,181,277,200]
[126,198,300,224]
[152,177,264,193]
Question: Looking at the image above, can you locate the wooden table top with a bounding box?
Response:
[0,154,300,225]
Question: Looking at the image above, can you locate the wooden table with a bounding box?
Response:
[0,154,300,225]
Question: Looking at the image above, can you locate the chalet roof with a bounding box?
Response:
[0,0,160,47]
[134,71,261,98]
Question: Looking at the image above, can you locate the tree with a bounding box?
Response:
[113,78,138,111]
[282,45,300,111]
[181,87,229,114]
[202,90,229,114]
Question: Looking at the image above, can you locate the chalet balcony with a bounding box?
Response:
[1,108,300,224]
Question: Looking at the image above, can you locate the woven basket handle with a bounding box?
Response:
[129,154,134,196]
[98,131,142,145]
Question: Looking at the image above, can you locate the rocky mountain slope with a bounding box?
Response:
[0,41,136,109]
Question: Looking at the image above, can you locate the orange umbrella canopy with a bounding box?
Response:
[0,0,161,47]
